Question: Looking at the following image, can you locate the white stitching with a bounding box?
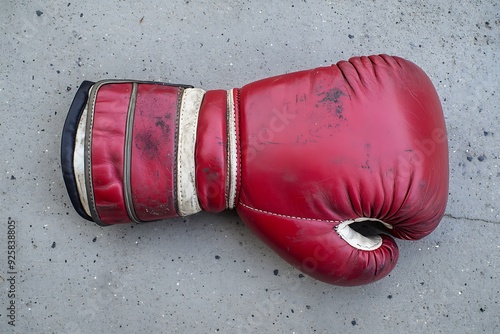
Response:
[233,89,241,208]
[235,89,242,208]
[226,89,238,209]
[238,202,342,223]
[225,90,230,208]
[177,91,186,209]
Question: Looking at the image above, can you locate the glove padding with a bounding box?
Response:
[61,55,448,286]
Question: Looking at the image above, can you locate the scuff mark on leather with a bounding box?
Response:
[317,88,347,120]
[319,88,346,103]
[135,132,160,159]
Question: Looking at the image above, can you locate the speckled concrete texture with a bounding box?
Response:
[0,1,498,333]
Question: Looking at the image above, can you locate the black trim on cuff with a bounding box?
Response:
[61,80,95,222]
[61,80,194,225]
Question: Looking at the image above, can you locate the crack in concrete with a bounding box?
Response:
[444,213,500,225]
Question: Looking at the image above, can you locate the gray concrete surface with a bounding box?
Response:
[0,0,498,333]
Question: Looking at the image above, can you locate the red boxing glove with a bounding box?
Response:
[61,55,448,286]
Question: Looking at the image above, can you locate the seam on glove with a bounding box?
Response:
[173,87,183,215]
[123,82,141,223]
[234,88,242,208]
[224,90,230,208]
[238,202,342,223]
[85,81,101,224]
[226,89,238,210]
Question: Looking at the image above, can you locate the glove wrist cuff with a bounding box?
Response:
[194,88,241,213]
[64,80,200,225]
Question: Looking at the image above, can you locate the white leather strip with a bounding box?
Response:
[336,218,392,251]
[176,88,205,216]
[226,89,238,209]
[73,102,91,217]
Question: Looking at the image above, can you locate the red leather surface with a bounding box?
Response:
[91,83,132,224]
[236,55,448,284]
[82,55,448,285]
[131,84,180,221]
[195,90,227,212]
